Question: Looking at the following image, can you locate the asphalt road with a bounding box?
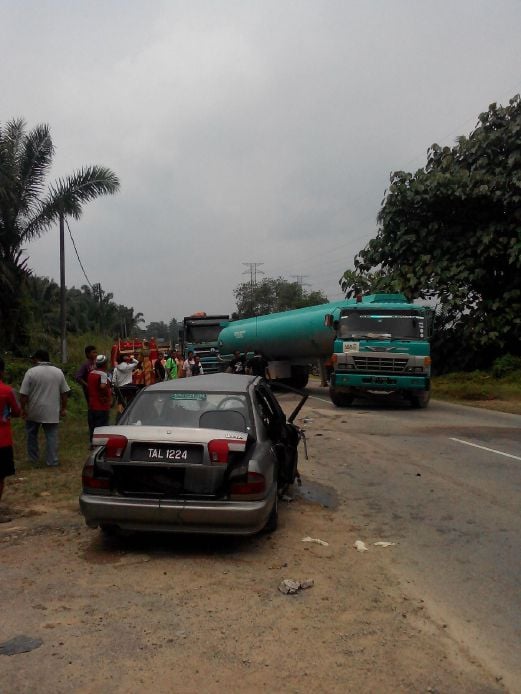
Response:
[285,387,521,691]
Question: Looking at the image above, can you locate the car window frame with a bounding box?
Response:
[254,384,286,439]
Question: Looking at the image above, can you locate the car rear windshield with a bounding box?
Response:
[120,391,251,433]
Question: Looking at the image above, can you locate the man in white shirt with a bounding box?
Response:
[112,354,138,387]
[112,354,139,421]
[19,350,70,467]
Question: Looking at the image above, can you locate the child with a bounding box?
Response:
[0,357,21,522]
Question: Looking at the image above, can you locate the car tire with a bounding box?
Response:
[264,496,278,533]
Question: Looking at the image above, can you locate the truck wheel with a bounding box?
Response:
[329,387,354,407]
[410,389,431,409]
[289,366,309,389]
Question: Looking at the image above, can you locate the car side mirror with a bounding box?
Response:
[324,314,334,328]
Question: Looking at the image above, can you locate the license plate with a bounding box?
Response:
[131,443,202,464]
[343,341,359,353]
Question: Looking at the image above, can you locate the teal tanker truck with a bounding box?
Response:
[217,293,432,407]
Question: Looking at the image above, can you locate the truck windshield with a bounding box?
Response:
[338,310,425,340]
[185,324,222,344]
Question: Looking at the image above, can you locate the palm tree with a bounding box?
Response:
[0,118,120,355]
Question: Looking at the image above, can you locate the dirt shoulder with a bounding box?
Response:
[1,472,502,693]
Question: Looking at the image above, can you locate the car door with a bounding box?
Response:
[255,384,298,489]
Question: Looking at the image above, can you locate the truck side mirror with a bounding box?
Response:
[324,314,334,328]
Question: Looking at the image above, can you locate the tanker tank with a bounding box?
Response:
[218,300,349,362]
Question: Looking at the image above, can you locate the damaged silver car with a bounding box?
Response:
[79,374,306,536]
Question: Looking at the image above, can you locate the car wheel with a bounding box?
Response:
[264,496,278,533]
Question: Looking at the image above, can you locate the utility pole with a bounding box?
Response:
[291,274,311,288]
[59,209,67,364]
[242,262,264,316]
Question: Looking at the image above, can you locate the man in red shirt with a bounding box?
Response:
[87,355,112,439]
[0,358,21,522]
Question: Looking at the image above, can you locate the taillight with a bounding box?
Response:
[93,433,128,459]
[208,438,246,464]
[82,462,110,490]
[230,472,266,495]
[208,439,229,463]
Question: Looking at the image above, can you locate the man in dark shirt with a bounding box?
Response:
[246,350,270,379]
[75,345,97,402]
[228,351,245,374]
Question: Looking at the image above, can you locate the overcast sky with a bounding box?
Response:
[2,0,520,325]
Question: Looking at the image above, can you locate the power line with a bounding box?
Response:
[242,261,265,286]
[65,218,95,290]
[242,262,265,315]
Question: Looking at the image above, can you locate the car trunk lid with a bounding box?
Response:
[94,426,249,499]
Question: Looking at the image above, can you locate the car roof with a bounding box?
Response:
[146,373,259,394]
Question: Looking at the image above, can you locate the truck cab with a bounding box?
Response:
[328,294,432,408]
[183,314,229,375]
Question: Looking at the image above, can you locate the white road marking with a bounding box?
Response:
[308,394,333,405]
[449,437,521,461]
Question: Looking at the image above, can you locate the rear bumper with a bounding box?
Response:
[79,485,276,535]
[332,373,429,391]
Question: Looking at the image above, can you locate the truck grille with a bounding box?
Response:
[352,356,408,374]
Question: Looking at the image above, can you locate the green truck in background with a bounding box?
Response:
[327,293,433,408]
[182,313,230,375]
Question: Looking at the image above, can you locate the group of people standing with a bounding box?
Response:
[110,348,203,386]
[76,345,206,437]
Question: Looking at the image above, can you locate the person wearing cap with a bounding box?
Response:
[19,349,70,467]
[87,355,112,439]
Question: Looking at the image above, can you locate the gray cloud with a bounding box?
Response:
[2,0,520,319]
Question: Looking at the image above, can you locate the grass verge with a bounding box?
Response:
[432,370,521,415]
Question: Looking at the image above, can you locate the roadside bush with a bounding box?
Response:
[492,354,521,379]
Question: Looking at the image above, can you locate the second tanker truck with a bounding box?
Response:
[217,293,433,407]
